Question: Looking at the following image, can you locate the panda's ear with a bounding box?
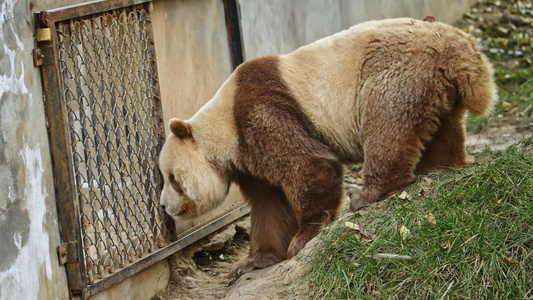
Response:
[169,118,193,140]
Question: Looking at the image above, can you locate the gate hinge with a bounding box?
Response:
[57,241,80,265]
[33,48,44,67]
[33,46,55,67]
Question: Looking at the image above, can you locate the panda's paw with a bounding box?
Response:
[349,194,370,211]
[228,252,283,279]
[287,233,314,258]
[228,259,255,279]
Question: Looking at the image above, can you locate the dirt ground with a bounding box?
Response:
[155,196,354,300]
[155,218,252,299]
[466,124,533,152]
[157,1,532,299]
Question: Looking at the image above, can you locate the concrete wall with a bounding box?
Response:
[0,0,476,299]
[153,0,233,122]
[241,0,478,59]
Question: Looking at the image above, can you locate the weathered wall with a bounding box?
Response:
[0,0,80,299]
[153,0,233,121]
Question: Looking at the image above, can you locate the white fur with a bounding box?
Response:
[159,135,230,219]
[189,75,239,165]
[278,21,381,162]
[159,75,239,219]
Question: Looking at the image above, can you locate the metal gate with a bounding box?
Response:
[34,0,246,298]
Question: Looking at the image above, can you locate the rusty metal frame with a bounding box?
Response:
[223,0,245,69]
[34,0,247,299]
[84,203,249,298]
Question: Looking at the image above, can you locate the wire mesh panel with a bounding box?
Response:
[35,0,247,297]
[54,4,166,285]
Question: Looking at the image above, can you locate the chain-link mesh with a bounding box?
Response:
[55,5,166,285]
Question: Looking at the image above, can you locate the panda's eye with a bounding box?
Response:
[168,174,184,195]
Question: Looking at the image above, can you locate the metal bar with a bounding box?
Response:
[34,16,88,296]
[223,0,245,69]
[142,2,165,144]
[39,0,151,26]
[83,204,250,298]
[140,1,169,245]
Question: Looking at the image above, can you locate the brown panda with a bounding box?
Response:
[158,18,497,278]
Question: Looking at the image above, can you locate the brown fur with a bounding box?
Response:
[229,56,344,276]
[159,18,497,279]
[169,118,194,140]
[228,175,298,277]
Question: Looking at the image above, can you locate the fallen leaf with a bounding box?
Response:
[399,225,411,240]
[359,227,375,243]
[398,191,410,200]
[442,237,455,250]
[495,26,508,35]
[466,154,475,164]
[427,211,437,227]
[523,103,532,115]
[506,257,519,264]
[344,221,360,231]
[345,222,374,242]
[502,101,512,111]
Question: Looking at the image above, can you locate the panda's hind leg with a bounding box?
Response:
[416,107,469,174]
[285,156,343,257]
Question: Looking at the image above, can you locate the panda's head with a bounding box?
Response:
[159,118,230,220]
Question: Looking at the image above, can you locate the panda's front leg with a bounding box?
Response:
[229,176,298,278]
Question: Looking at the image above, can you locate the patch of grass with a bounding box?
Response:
[466,66,533,134]
[304,139,533,299]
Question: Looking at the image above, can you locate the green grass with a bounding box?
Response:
[304,140,533,299]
